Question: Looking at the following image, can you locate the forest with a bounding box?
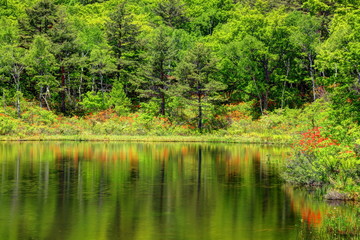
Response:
[0,0,360,236]
[0,0,360,195]
[0,0,358,122]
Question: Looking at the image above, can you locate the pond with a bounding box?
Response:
[0,142,335,239]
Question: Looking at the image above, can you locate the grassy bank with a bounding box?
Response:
[0,101,297,143]
[0,133,292,144]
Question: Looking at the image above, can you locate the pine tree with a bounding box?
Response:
[154,0,188,29]
[176,43,225,132]
[106,1,143,102]
[138,26,176,116]
[48,9,80,114]
[19,0,58,47]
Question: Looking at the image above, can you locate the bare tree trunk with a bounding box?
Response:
[14,76,21,118]
[92,76,95,92]
[198,91,202,133]
[16,92,21,118]
[42,95,51,111]
[42,86,51,111]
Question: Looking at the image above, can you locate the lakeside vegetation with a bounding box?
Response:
[1,97,359,198]
[0,0,360,237]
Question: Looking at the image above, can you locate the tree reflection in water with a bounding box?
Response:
[0,142,306,240]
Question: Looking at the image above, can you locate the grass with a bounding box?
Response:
[0,133,292,144]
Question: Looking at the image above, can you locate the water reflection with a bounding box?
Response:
[0,142,298,240]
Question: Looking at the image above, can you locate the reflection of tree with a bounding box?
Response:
[129,147,139,183]
[197,146,202,195]
[0,142,299,240]
[285,186,325,227]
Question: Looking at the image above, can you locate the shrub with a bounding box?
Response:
[80,91,110,114]
[284,127,360,189]
[0,113,18,135]
[21,105,58,125]
[108,82,131,116]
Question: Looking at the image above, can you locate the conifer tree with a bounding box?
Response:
[106,1,142,102]
[138,26,176,116]
[19,0,58,47]
[154,0,188,29]
[176,43,225,132]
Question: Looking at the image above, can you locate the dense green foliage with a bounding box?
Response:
[0,0,358,121]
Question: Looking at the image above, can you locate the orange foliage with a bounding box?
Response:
[298,127,338,152]
[84,109,117,122]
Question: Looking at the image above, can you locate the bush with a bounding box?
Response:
[21,105,58,125]
[0,113,18,135]
[80,91,110,114]
[284,127,360,190]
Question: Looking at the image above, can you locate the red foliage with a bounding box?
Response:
[298,127,338,151]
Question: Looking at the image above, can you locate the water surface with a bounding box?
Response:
[0,142,323,240]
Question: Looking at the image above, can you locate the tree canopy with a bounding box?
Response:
[0,0,359,132]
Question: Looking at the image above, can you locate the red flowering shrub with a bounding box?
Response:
[298,127,338,152]
[285,126,360,188]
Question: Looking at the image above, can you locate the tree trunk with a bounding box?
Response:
[15,77,21,118]
[356,69,360,86]
[263,61,271,112]
[100,72,104,93]
[2,90,6,112]
[262,91,269,112]
[160,92,165,116]
[11,65,24,118]
[197,91,202,133]
[100,73,105,107]
[39,86,43,108]
[281,81,286,109]
[61,65,66,114]
[16,92,21,118]
[281,59,291,109]
[252,76,263,115]
[79,66,83,100]
[43,95,51,111]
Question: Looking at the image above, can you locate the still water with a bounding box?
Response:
[0,142,325,240]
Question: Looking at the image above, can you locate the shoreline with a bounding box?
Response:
[0,134,292,144]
